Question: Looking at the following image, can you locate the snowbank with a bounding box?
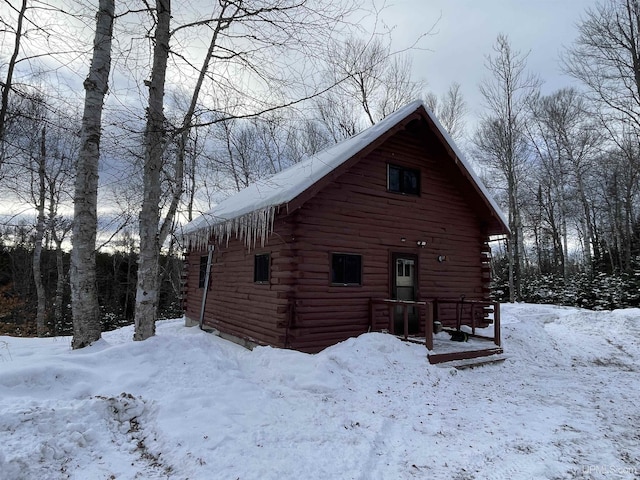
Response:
[0,304,639,479]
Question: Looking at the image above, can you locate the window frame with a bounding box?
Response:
[330,253,363,286]
[387,163,421,196]
[198,255,208,289]
[253,253,271,284]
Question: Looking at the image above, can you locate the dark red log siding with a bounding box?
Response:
[287,126,490,352]
[185,121,495,353]
[184,217,295,348]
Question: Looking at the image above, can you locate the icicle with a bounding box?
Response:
[184,205,280,252]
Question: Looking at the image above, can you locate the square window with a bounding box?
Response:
[388,164,420,196]
[331,253,362,285]
[254,253,270,283]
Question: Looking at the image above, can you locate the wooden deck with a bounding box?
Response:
[370,297,503,365]
[426,330,503,364]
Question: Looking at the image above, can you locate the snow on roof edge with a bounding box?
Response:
[181,100,424,247]
[182,99,509,249]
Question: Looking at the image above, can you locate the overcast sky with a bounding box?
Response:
[383,0,601,128]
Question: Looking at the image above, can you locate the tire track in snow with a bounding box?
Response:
[0,393,182,480]
[99,392,177,479]
[356,417,395,480]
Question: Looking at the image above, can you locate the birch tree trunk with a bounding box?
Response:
[70,0,114,349]
[52,219,71,335]
[134,0,171,341]
[54,236,66,335]
[135,0,235,340]
[34,126,47,336]
[133,0,366,339]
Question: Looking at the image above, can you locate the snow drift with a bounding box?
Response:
[0,304,639,479]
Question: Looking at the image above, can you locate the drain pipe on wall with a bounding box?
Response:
[199,245,214,329]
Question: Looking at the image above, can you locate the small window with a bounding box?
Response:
[254,253,270,283]
[331,253,362,285]
[388,164,420,195]
[198,255,208,288]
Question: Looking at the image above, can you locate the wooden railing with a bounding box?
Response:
[426,298,501,350]
[369,298,428,340]
[369,297,500,351]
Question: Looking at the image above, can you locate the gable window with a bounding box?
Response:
[331,253,362,286]
[254,253,270,283]
[388,164,420,196]
[198,255,209,288]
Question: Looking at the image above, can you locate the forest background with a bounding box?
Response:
[1,0,639,337]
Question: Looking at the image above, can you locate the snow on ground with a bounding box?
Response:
[0,303,639,480]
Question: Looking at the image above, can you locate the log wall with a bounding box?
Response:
[287,124,492,352]
[184,118,497,353]
[183,217,295,348]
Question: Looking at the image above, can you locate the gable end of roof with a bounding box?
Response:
[182,100,509,249]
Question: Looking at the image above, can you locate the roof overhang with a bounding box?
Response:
[182,100,510,249]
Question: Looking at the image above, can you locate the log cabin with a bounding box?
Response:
[181,100,509,354]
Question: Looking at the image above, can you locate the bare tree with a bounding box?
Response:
[0,1,90,173]
[474,34,540,301]
[32,124,47,335]
[30,119,75,336]
[2,88,76,336]
[564,0,640,132]
[318,35,426,135]
[51,217,72,334]
[563,0,640,273]
[314,91,362,142]
[204,113,309,195]
[593,136,640,272]
[134,0,171,341]
[527,88,602,274]
[3,92,49,336]
[133,0,363,341]
[425,82,467,143]
[220,119,256,191]
[46,119,76,334]
[0,0,28,169]
[70,0,115,349]
[332,36,393,126]
[184,129,205,222]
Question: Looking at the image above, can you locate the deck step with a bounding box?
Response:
[436,354,507,370]
[427,347,503,365]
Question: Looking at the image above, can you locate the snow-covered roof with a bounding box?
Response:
[182,100,508,248]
